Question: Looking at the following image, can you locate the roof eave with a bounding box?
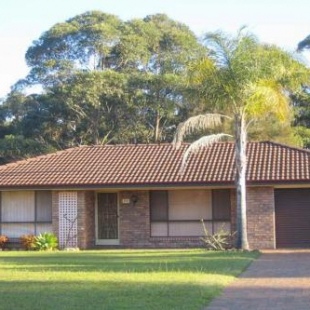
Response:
[1,179,309,191]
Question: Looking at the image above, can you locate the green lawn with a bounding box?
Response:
[0,249,259,310]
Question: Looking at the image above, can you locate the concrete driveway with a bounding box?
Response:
[206,250,310,310]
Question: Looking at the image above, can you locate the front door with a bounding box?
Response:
[97,193,119,245]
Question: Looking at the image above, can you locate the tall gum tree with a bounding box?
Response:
[118,14,206,142]
[24,11,122,87]
[17,11,205,144]
[173,30,310,250]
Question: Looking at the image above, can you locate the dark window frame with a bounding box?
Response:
[0,190,53,237]
[212,189,231,221]
[149,189,231,237]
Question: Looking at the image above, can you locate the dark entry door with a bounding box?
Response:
[97,193,118,243]
[275,189,310,248]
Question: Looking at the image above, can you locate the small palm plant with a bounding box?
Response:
[200,220,235,251]
[35,233,58,251]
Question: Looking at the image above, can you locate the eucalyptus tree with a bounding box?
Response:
[19,11,204,144]
[118,14,205,142]
[294,36,310,147]
[24,11,122,87]
[59,70,130,144]
[173,30,309,250]
[2,90,76,148]
[291,90,310,148]
[0,92,57,163]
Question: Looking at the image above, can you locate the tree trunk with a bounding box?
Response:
[234,113,250,250]
[154,110,161,143]
[91,110,100,145]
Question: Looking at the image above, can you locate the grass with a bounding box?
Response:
[0,249,259,310]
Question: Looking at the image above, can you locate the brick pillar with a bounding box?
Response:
[246,187,275,249]
[119,191,150,247]
[52,191,59,241]
[77,191,95,249]
[230,187,275,250]
[52,190,95,249]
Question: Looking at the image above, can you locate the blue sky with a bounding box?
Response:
[0,0,309,98]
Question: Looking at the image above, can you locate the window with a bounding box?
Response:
[150,191,168,236]
[212,189,231,233]
[0,191,52,239]
[212,189,231,220]
[150,191,168,221]
[150,189,231,237]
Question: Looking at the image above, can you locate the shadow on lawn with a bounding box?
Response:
[0,251,257,275]
[0,278,222,310]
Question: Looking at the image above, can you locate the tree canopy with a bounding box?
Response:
[173,29,310,249]
[1,12,310,163]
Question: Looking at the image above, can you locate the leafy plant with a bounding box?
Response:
[200,220,235,251]
[20,234,36,250]
[35,233,58,251]
[0,235,9,250]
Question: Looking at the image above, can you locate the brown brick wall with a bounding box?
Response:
[51,191,59,240]
[77,191,95,249]
[246,187,275,249]
[119,191,151,247]
[118,190,204,248]
[52,190,95,249]
[230,187,275,249]
[52,187,276,250]
[149,237,203,248]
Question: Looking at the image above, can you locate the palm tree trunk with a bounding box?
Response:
[154,110,161,143]
[234,113,250,250]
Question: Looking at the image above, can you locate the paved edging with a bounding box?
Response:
[206,250,310,310]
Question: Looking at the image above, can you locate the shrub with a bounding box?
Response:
[35,233,58,251]
[0,235,9,250]
[200,220,235,250]
[20,235,36,250]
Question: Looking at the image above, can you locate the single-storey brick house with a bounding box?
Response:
[0,142,309,249]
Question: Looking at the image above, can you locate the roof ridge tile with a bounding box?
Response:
[0,141,309,188]
[0,145,88,170]
[259,141,310,154]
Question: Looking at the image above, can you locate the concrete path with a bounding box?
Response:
[206,250,310,310]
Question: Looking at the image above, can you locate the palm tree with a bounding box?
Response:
[173,29,309,250]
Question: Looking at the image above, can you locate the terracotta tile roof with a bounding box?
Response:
[0,142,309,189]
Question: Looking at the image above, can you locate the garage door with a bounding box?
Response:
[275,189,310,248]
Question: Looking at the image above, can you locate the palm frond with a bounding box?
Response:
[187,57,217,85]
[173,113,231,149]
[245,79,290,121]
[180,133,232,174]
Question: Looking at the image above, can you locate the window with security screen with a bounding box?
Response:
[150,191,169,236]
[0,191,52,239]
[150,189,231,237]
[212,189,231,221]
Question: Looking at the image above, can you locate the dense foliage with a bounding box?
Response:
[173,30,310,249]
[0,11,309,163]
